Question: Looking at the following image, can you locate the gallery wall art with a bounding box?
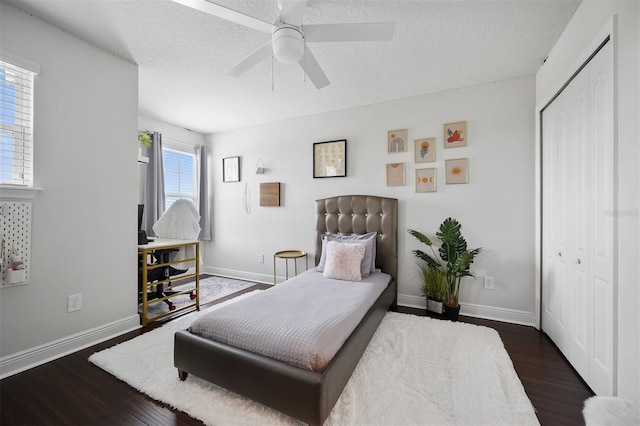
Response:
[387,129,408,153]
[444,121,467,148]
[313,139,347,178]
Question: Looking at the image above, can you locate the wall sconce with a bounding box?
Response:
[255,158,265,174]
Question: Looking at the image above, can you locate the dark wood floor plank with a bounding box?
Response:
[2,286,592,425]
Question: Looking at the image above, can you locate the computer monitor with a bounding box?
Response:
[138,204,144,231]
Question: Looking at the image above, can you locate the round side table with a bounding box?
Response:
[273,250,308,284]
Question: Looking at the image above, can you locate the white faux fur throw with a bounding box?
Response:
[583,396,640,426]
[89,304,539,425]
[153,199,200,269]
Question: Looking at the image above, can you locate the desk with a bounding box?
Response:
[273,250,307,284]
[138,239,199,326]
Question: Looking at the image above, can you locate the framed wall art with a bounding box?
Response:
[386,162,406,186]
[445,158,469,184]
[444,121,467,148]
[223,156,240,182]
[313,139,347,178]
[416,168,437,193]
[414,137,436,163]
[387,129,408,153]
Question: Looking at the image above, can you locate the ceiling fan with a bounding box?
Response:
[171,0,396,89]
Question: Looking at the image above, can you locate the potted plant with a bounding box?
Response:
[408,217,482,321]
[138,132,152,147]
[418,262,448,314]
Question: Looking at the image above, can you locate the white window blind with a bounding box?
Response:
[163,147,196,210]
[0,60,35,186]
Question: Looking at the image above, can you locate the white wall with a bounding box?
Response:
[204,76,536,325]
[535,0,639,404]
[0,4,139,375]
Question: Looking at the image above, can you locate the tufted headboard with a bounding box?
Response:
[315,195,398,286]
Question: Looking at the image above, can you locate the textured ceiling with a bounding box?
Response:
[6,0,580,134]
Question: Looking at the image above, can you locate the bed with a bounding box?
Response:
[173,195,398,425]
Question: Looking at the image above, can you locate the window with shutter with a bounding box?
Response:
[162,147,196,210]
[0,60,36,186]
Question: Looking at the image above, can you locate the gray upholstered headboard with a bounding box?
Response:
[315,195,398,285]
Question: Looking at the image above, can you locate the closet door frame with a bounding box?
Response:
[535,19,617,395]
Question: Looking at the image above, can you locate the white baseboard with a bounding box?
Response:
[0,315,140,379]
[397,293,536,326]
[202,266,274,286]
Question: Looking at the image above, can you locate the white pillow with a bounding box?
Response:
[316,231,377,276]
[323,241,365,281]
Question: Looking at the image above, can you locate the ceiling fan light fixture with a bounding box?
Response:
[272,26,304,64]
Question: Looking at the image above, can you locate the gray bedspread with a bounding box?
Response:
[187,269,390,372]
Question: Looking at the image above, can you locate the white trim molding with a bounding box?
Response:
[0,315,140,379]
[398,293,536,327]
[0,185,43,200]
[202,266,275,286]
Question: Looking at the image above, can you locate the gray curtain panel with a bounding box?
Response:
[196,145,211,241]
[144,131,165,236]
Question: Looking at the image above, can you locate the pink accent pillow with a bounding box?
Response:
[323,241,365,281]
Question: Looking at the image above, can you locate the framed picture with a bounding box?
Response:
[416,168,437,193]
[443,121,467,148]
[387,129,408,153]
[386,163,406,186]
[415,138,436,163]
[313,139,347,178]
[445,158,469,184]
[223,156,240,182]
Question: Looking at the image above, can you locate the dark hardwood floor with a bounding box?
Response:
[1,286,593,425]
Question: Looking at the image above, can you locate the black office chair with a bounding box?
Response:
[138,248,188,311]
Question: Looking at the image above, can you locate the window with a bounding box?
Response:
[162,147,196,210]
[0,60,36,186]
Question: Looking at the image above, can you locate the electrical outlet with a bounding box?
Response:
[483,276,495,290]
[257,254,264,263]
[68,293,82,312]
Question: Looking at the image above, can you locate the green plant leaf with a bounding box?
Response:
[407,229,432,246]
[412,249,441,270]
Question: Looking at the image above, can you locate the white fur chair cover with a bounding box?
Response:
[153,199,201,269]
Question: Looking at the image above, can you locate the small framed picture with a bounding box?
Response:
[416,168,437,193]
[386,163,406,186]
[223,156,240,182]
[388,129,408,153]
[313,139,347,178]
[415,138,436,163]
[444,121,467,148]
[445,158,469,184]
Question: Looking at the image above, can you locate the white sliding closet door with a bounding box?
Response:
[541,40,614,396]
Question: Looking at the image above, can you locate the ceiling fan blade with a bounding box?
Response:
[304,22,396,43]
[227,41,273,77]
[278,0,308,27]
[172,0,274,33]
[298,46,330,89]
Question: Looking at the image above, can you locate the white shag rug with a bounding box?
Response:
[583,396,640,426]
[142,275,255,318]
[91,294,539,425]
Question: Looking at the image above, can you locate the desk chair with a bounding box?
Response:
[142,199,201,311]
[138,248,189,311]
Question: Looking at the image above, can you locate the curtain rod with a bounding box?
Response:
[163,136,203,149]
